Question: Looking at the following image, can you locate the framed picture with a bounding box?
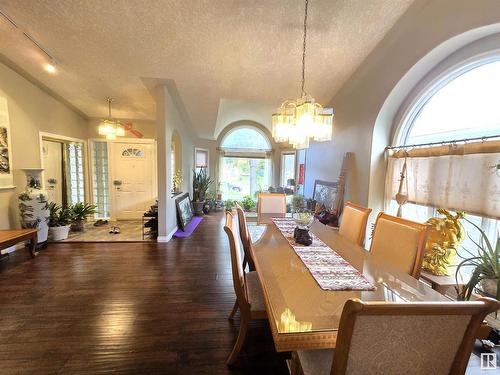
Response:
[0,96,14,189]
[313,179,338,211]
[175,192,193,231]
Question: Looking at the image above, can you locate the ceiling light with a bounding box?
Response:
[272,0,333,149]
[44,61,57,74]
[98,98,125,140]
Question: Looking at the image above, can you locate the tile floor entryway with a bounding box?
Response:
[62,220,152,242]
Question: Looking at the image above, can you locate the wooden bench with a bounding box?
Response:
[0,229,38,258]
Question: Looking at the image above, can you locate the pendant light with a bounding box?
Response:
[272,0,333,149]
[98,98,125,140]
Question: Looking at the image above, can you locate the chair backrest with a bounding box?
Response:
[257,193,286,214]
[331,297,500,375]
[338,201,372,246]
[369,212,429,278]
[235,202,251,252]
[235,202,255,270]
[223,212,249,309]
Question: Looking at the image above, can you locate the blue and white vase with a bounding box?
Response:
[18,168,49,246]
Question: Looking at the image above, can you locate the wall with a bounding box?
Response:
[156,83,195,240]
[0,62,87,230]
[304,0,500,225]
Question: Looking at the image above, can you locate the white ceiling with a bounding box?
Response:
[0,0,413,139]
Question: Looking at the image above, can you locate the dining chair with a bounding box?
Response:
[293,297,500,375]
[257,193,287,214]
[338,201,372,246]
[223,211,267,365]
[369,212,430,278]
[235,202,256,271]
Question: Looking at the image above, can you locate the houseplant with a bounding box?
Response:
[240,195,255,211]
[224,199,235,212]
[70,202,97,232]
[48,202,73,241]
[455,219,499,301]
[192,167,213,216]
[172,170,183,194]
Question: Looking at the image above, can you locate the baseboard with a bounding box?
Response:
[157,226,178,243]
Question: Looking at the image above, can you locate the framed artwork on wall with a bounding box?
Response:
[175,192,193,230]
[0,96,14,189]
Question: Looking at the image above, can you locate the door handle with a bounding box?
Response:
[113,180,122,186]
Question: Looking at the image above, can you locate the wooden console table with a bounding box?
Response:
[420,269,462,295]
[0,229,38,258]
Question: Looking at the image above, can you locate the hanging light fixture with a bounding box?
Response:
[272,0,333,149]
[98,98,125,140]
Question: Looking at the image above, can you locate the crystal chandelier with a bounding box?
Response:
[98,98,125,140]
[272,0,333,149]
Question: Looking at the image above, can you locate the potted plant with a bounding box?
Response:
[48,202,73,241]
[224,199,235,212]
[192,167,213,216]
[240,195,256,211]
[455,219,499,301]
[292,194,305,213]
[70,202,97,232]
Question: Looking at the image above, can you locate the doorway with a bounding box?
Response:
[41,134,87,207]
[109,141,156,219]
[90,139,157,220]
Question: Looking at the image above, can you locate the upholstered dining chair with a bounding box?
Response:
[257,193,287,214]
[223,211,267,365]
[338,201,372,246]
[293,297,500,375]
[370,212,430,278]
[235,202,256,271]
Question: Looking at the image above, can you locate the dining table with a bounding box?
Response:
[247,213,451,352]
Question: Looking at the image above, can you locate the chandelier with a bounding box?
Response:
[98,98,125,140]
[272,0,333,149]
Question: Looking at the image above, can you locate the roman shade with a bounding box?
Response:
[385,140,500,220]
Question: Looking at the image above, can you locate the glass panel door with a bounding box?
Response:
[220,157,272,200]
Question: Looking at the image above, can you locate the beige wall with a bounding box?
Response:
[304,0,500,226]
[0,62,87,230]
[156,84,196,239]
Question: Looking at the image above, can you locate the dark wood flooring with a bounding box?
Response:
[0,213,289,374]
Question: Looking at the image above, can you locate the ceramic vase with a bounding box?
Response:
[18,168,49,246]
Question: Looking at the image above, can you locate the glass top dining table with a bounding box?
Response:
[247,213,450,352]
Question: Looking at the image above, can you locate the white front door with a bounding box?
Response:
[109,141,156,219]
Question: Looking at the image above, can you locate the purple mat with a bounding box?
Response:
[173,216,203,238]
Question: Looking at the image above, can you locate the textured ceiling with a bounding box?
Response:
[0,0,413,139]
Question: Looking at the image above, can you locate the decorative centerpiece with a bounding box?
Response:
[293,210,314,246]
[18,168,49,247]
[422,209,465,275]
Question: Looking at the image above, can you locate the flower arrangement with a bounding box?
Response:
[172,170,183,192]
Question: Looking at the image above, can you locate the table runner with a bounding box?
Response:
[272,218,376,291]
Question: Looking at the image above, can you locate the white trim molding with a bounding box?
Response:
[157,226,178,243]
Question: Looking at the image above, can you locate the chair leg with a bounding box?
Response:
[226,314,249,365]
[228,301,239,320]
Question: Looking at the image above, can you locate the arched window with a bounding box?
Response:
[401,59,500,145]
[220,127,271,150]
[219,126,273,201]
[388,58,500,267]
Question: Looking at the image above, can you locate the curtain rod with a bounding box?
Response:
[385,134,500,150]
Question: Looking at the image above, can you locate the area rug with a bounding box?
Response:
[173,217,203,238]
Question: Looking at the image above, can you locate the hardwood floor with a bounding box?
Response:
[0,213,289,374]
